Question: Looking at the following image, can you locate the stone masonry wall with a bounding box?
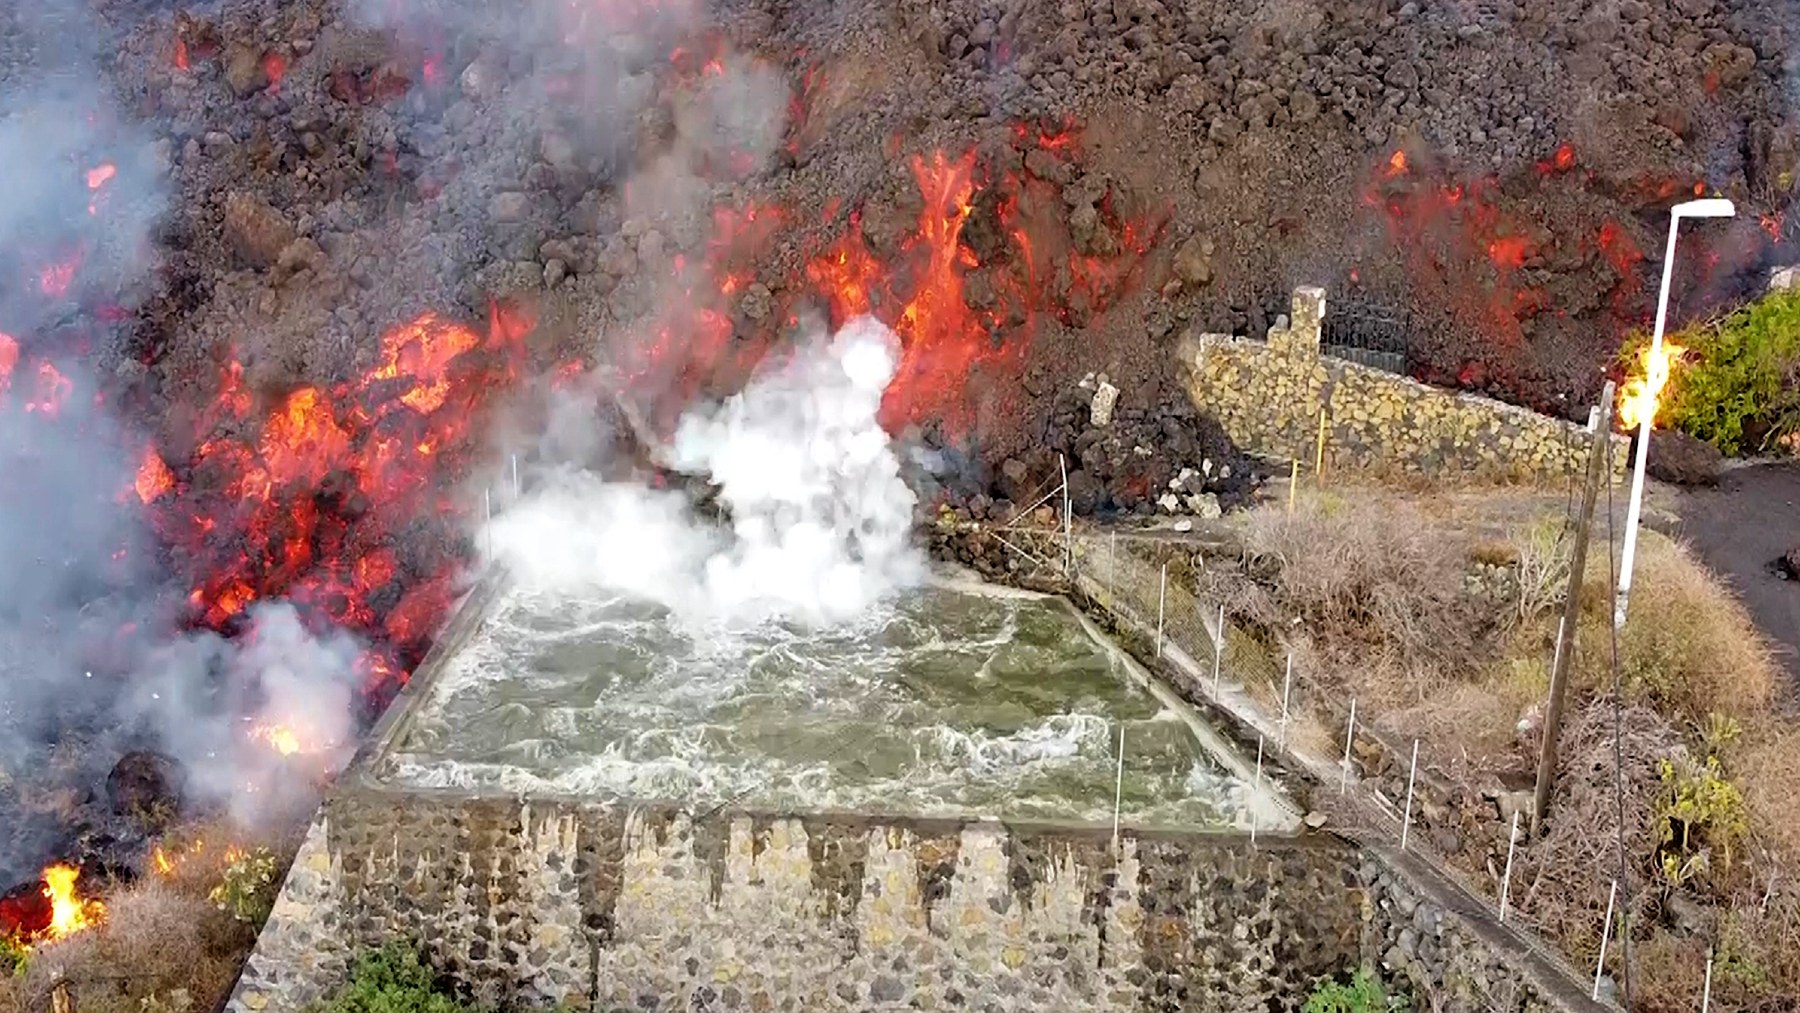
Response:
[228,790,1368,1013]
[1176,288,1631,484]
[226,789,1610,1013]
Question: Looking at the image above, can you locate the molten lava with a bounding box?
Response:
[41,865,102,941]
[1618,340,1684,431]
[139,308,533,692]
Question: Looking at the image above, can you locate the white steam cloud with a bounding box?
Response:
[489,317,924,627]
[120,604,365,827]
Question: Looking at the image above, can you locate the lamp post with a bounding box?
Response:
[1615,197,1735,629]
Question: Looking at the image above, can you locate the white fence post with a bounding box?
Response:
[1279,653,1293,749]
[1111,724,1126,847]
[1400,739,1419,851]
[1251,735,1264,845]
[1594,880,1619,1000]
[1340,697,1357,795]
[1499,811,1520,921]
[1156,562,1167,659]
[1212,603,1224,696]
[1059,454,1072,574]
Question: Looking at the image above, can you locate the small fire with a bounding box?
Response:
[1618,341,1685,430]
[86,163,116,215]
[1385,149,1409,178]
[41,865,102,941]
[256,723,304,756]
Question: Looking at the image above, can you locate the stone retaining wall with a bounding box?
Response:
[227,788,1605,1013]
[1176,288,1630,484]
[229,791,1368,1013]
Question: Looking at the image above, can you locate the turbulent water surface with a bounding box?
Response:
[384,584,1259,827]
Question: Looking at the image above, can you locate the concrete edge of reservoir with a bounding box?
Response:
[224,569,1617,1013]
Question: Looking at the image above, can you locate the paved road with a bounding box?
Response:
[1674,460,1800,687]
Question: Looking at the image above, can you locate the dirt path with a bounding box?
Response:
[1673,461,1800,688]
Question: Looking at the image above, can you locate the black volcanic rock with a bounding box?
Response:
[1646,429,1722,486]
[105,750,184,823]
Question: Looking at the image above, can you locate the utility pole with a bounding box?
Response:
[1532,381,1615,833]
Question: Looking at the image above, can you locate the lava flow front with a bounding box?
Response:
[139,305,537,697]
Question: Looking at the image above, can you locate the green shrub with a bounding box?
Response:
[0,936,27,978]
[1624,288,1800,454]
[1656,754,1750,888]
[1303,968,1399,1013]
[209,848,279,926]
[310,945,475,1013]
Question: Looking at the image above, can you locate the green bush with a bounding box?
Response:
[1303,968,1399,1013]
[1656,754,1750,888]
[310,945,475,1013]
[1624,288,1800,454]
[209,848,279,926]
[0,936,28,978]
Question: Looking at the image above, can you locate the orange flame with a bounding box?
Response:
[1384,149,1409,178]
[253,723,305,756]
[42,865,103,940]
[1618,341,1685,430]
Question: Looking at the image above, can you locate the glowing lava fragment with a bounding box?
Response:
[258,387,350,486]
[135,445,175,503]
[368,313,483,415]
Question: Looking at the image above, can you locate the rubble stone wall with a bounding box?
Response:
[226,790,1604,1013]
[1176,288,1630,484]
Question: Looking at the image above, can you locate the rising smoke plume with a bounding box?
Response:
[0,0,370,884]
[488,317,926,628]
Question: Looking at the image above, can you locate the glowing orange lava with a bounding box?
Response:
[0,332,17,394]
[135,445,175,503]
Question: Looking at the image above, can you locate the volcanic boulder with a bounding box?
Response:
[1645,429,1722,486]
[1775,546,1800,582]
[222,193,298,271]
[105,751,184,824]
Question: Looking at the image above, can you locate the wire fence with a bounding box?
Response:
[977,458,1630,1008]
[1056,526,1633,1005]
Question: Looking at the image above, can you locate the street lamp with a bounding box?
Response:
[1615,197,1735,629]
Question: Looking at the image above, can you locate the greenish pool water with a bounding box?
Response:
[381,581,1285,829]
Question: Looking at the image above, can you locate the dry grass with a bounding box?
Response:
[0,882,250,1013]
[1235,492,1489,702]
[0,817,283,1013]
[1214,484,1799,1012]
[1562,533,1780,727]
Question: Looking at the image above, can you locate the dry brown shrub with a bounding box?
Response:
[1566,533,1779,727]
[1733,717,1800,868]
[1513,702,1673,955]
[8,880,251,1013]
[1238,496,1488,697]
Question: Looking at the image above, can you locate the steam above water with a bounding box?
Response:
[489,317,926,628]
